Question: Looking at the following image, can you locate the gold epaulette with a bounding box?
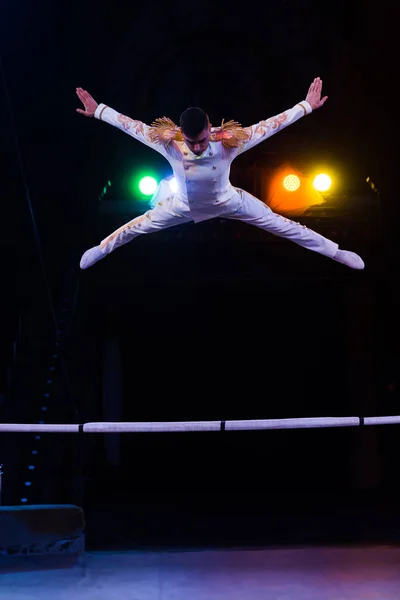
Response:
[148,117,183,145]
[211,119,250,148]
[148,116,249,148]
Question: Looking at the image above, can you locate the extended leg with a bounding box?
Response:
[223,188,364,269]
[80,188,192,269]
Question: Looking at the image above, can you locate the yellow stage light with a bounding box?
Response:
[313,173,332,192]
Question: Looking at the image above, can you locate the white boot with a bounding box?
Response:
[333,249,364,270]
[80,245,106,269]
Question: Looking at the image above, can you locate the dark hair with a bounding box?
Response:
[179,107,209,137]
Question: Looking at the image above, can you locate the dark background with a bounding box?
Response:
[1,0,399,548]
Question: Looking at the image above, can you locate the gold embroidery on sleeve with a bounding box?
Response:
[254,113,289,137]
[117,114,135,130]
[116,114,145,135]
[270,113,288,128]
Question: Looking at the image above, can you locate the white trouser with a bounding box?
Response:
[99,187,338,259]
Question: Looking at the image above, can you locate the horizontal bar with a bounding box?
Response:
[225,417,360,430]
[0,424,80,433]
[0,416,399,433]
[364,415,400,426]
[84,421,222,433]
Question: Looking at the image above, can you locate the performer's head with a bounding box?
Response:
[180,107,211,155]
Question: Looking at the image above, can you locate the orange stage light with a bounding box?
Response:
[266,164,326,216]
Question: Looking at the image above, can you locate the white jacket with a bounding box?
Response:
[94,101,312,222]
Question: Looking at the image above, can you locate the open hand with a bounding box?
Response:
[76,87,98,117]
[305,77,328,110]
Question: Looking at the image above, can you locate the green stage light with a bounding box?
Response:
[128,171,159,201]
[138,175,158,196]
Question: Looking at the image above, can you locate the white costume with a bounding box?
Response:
[80,101,364,270]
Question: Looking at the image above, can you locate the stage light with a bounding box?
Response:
[168,177,178,193]
[138,175,158,196]
[313,173,332,192]
[148,177,177,208]
[283,174,301,192]
[128,171,159,200]
[267,164,325,215]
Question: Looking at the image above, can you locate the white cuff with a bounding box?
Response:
[94,103,107,120]
[297,100,312,115]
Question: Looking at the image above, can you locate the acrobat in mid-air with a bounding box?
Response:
[76,78,364,271]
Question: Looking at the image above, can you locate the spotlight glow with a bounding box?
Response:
[313,173,332,192]
[168,177,178,193]
[283,174,301,192]
[139,176,158,196]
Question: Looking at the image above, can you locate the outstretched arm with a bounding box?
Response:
[76,88,98,117]
[75,88,168,156]
[305,77,328,110]
[233,77,328,157]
